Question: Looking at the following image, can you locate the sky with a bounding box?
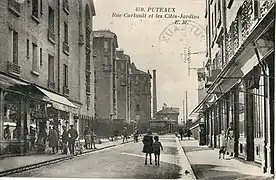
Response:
[93,0,206,122]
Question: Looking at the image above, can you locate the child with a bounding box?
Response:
[153,136,163,166]
[219,130,226,159]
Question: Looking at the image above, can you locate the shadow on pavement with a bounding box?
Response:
[163,147,178,155]
[182,146,212,153]
[191,164,273,180]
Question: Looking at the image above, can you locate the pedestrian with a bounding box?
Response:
[48,126,59,154]
[68,124,78,154]
[219,130,226,159]
[122,127,128,143]
[153,136,163,166]
[4,125,11,140]
[226,122,234,157]
[30,126,36,151]
[61,125,69,154]
[134,128,138,143]
[142,129,153,165]
[179,127,184,141]
[187,129,191,140]
[91,130,96,149]
[84,126,91,149]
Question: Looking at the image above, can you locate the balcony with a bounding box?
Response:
[63,86,69,96]
[78,34,84,45]
[8,0,21,17]
[63,0,69,14]
[7,61,20,76]
[63,42,69,55]
[47,80,55,90]
[48,29,55,44]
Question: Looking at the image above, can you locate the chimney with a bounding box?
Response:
[153,69,157,117]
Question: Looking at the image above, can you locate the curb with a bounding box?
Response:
[0,139,138,177]
[175,137,197,180]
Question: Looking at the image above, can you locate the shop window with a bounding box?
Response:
[253,73,264,138]
[238,85,245,136]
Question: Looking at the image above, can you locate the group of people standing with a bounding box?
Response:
[83,126,97,149]
[51,125,79,155]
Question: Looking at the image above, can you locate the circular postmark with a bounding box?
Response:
[158,20,206,63]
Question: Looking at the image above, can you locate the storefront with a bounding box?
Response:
[0,80,78,155]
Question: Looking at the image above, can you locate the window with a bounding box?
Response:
[136,104,140,112]
[40,48,42,66]
[48,7,55,42]
[104,56,109,65]
[26,39,29,58]
[63,64,68,87]
[86,95,90,110]
[32,43,38,72]
[121,62,125,69]
[32,0,39,18]
[64,22,68,44]
[40,0,43,16]
[48,55,54,82]
[10,29,18,64]
[104,41,108,52]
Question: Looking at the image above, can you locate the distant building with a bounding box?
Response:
[93,30,118,136]
[150,103,179,133]
[129,63,152,133]
[115,49,131,131]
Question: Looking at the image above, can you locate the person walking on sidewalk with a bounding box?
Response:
[134,128,139,143]
[226,122,234,157]
[91,130,96,149]
[153,136,163,166]
[219,130,226,159]
[122,127,128,143]
[48,126,59,154]
[61,125,69,154]
[84,126,91,149]
[68,125,78,154]
[179,127,184,141]
[142,129,153,165]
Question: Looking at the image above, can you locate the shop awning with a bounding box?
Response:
[35,86,77,111]
[0,74,28,88]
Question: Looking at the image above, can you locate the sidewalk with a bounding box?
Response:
[179,138,274,180]
[0,137,137,177]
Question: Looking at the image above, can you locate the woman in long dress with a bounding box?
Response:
[142,129,153,165]
[48,126,59,154]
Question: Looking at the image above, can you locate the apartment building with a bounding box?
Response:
[129,63,152,133]
[0,0,96,155]
[191,0,275,175]
[93,30,118,136]
[115,49,131,126]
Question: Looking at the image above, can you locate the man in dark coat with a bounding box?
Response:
[68,125,78,154]
[61,125,69,154]
[179,127,184,141]
[142,129,153,165]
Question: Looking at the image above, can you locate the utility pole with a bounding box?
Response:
[185,90,188,128]
[183,100,185,125]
